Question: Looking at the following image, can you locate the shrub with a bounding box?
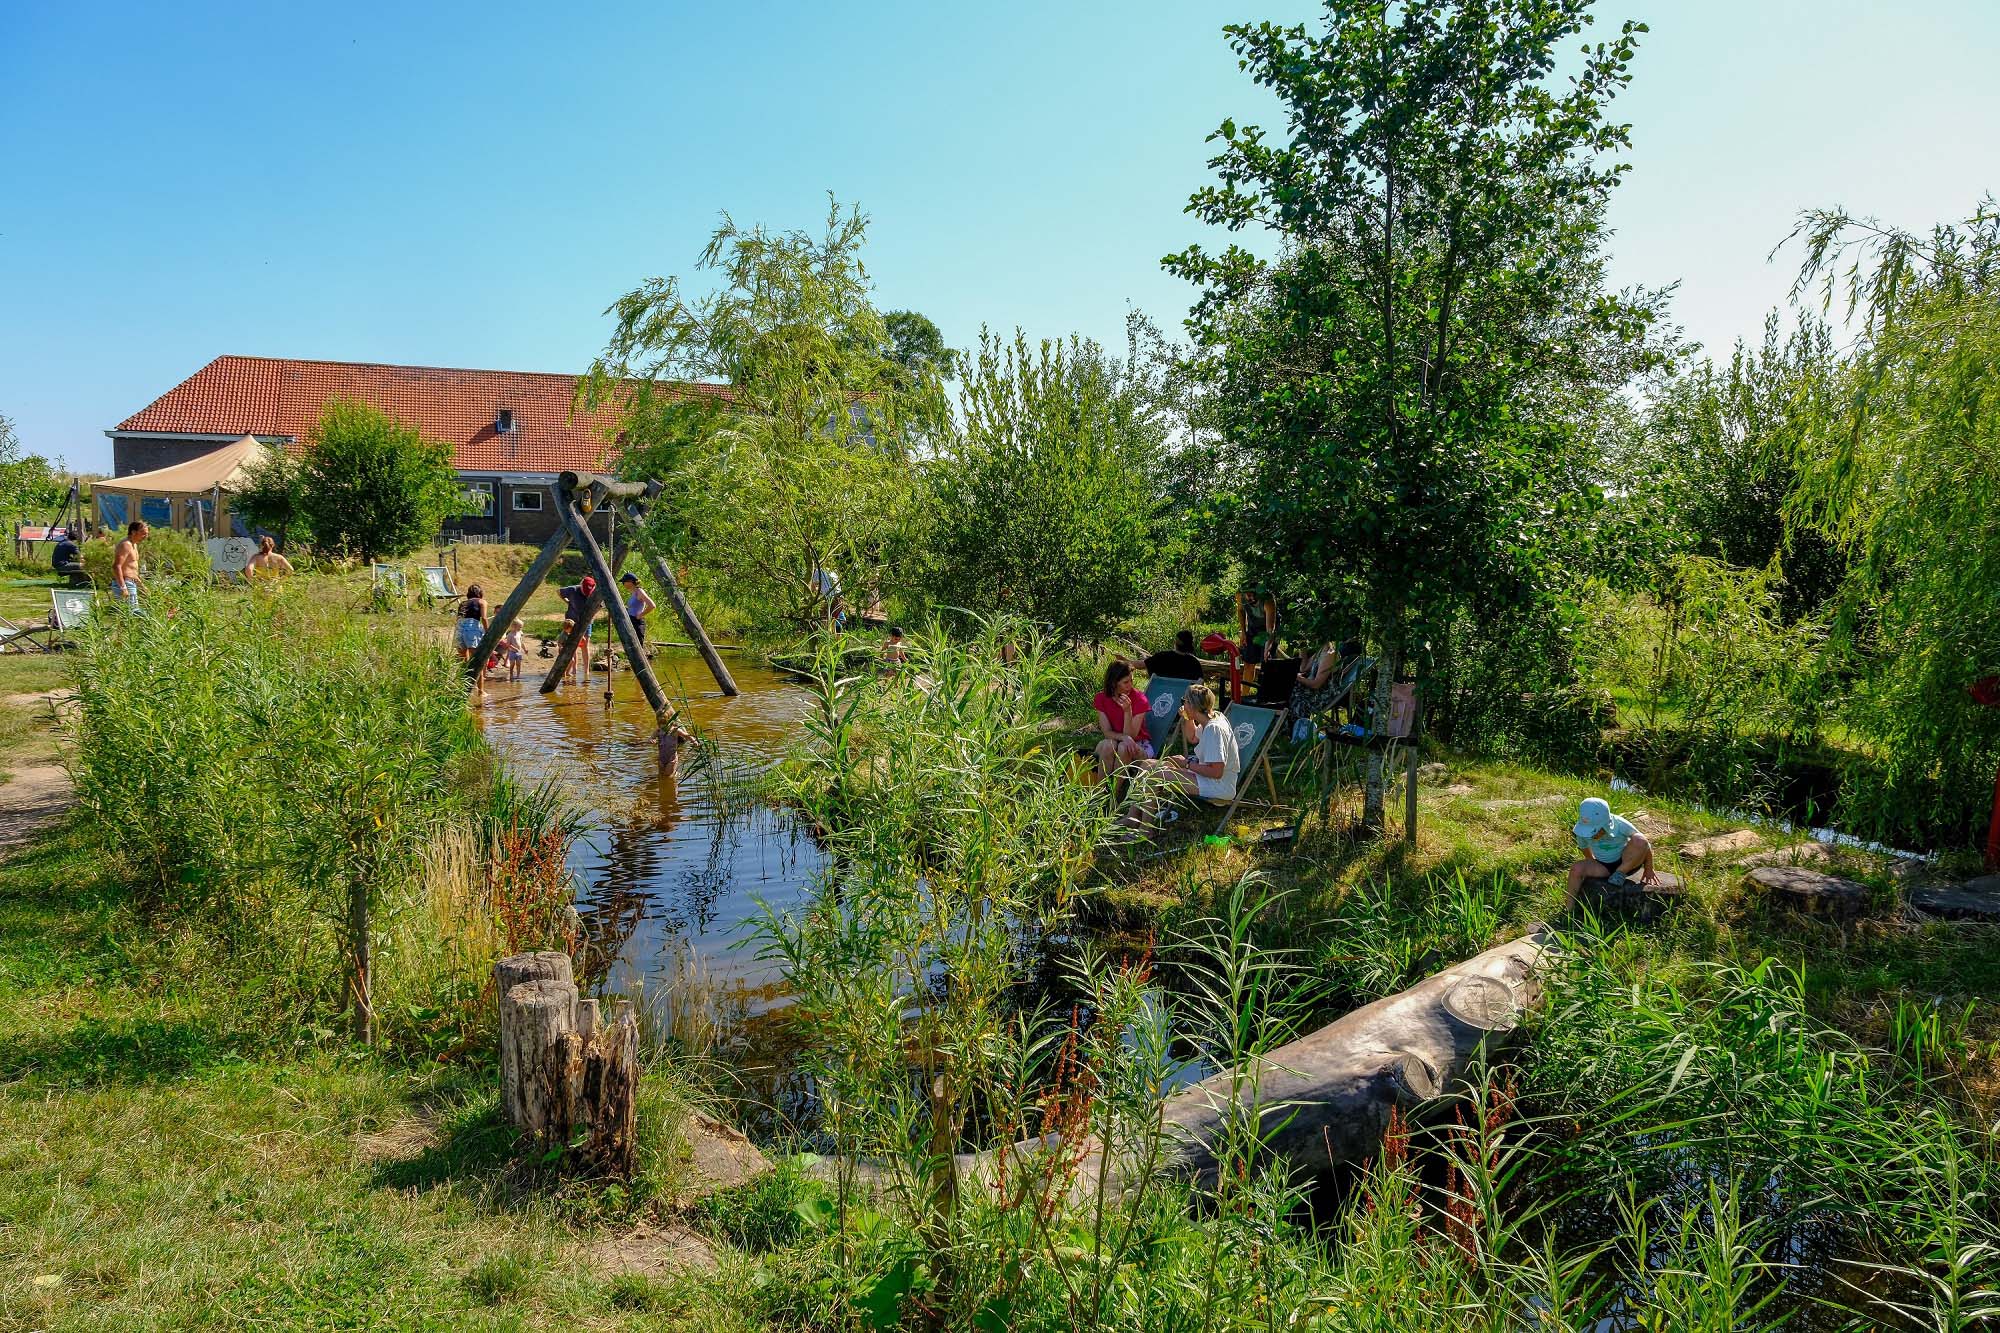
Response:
[66,582,575,1050]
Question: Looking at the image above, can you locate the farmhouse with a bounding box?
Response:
[107,355,717,542]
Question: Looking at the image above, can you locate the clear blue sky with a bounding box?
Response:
[3,0,1996,473]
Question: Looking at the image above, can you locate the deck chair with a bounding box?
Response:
[1208,701,1284,825]
[1140,676,1198,755]
[370,564,407,595]
[0,614,51,653]
[1251,656,1300,707]
[418,565,456,605]
[48,589,94,646]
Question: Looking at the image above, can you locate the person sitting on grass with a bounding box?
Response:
[1566,796,1656,904]
[1125,682,1239,825]
[1093,659,1152,782]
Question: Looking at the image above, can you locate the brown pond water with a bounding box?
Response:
[475,650,826,1126]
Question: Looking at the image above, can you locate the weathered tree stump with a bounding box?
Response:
[1748,865,1868,919]
[495,954,640,1176]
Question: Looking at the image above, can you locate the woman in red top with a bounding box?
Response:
[1093,659,1152,783]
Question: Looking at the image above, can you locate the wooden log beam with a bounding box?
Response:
[968,927,1551,1200]
[560,498,674,727]
[559,471,651,504]
[466,523,572,686]
[614,498,738,696]
[539,522,632,695]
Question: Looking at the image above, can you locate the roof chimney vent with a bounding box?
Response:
[496,409,515,434]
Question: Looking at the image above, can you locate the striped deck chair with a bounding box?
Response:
[1210,701,1285,824]
[418,566,457,605]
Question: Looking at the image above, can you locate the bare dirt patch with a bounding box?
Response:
[585,1221,718,1278]
[0,763,72,857]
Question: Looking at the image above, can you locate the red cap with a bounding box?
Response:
[580,576,597,595]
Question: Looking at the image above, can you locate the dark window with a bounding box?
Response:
[512,488,544,512]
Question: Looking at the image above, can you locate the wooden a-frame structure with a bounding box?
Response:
[467,471,737,769]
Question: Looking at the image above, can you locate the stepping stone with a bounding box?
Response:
[1440,783,1475,797]
[1626,811,1676,841]
[1580,871,1684,922]
[1680,830,1763,860]
[1747,865,1868,918]
[1909,874,2000,921]
[1479,794,1566,811]
[1741,842,1833,869]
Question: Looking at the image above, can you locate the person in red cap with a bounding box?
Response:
[556,575,600,686]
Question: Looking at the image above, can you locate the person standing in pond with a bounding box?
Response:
[619,572,656,650]
[112,520,147,610]
[456,582,489,696]
[1565,796,1655,905]
[556,575,598,686]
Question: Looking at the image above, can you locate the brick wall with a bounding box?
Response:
[111,435,238,476]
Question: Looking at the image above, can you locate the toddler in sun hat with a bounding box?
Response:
[1572,797,1637,874]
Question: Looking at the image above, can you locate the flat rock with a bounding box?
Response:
[1909,875,2000,921]
[1747,865,1868,918]
[1479,794,1567,811]
[1626,811,1676,841]
[1416,763,1451,786]
[681,1110,770,1198]
[1440,783,1475,797]
[1741,842,1833,869]
[1680,829,1763,860]
[585,1222,717,1278]
[1580,871,1684,922]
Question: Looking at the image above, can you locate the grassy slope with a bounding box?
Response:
[1101,743,2000,1071]
[0,583,763,1332]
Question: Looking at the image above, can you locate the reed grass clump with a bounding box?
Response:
[66,581,579,1052]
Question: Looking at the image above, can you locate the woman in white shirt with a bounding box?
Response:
[1126,683,1239,822]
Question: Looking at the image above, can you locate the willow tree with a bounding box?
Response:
[1168,0,1653,830]
[583,199,945,628]
[1787,202,2000,846]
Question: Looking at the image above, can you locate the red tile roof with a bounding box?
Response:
[113,355,725,474]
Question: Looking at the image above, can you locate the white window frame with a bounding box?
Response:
[511,487,544,512]
[465,481,496,516]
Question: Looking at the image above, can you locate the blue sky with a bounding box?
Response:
[3,0,1996,473]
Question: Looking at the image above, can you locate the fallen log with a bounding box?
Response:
[965,926,1553,1200]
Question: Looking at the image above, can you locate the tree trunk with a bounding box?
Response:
[495,955,641,1177]
[965,928,1550,1202]
[1362,633,1403,832]
[347,882,371,1045]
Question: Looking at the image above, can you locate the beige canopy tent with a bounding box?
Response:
[93,435,274,537]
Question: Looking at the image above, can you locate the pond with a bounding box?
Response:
[475,649,827,1129]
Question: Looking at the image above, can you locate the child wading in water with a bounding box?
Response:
[500,618,527,682]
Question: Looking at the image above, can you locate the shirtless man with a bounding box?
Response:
[112,520,147,609]
[244,535,294,578]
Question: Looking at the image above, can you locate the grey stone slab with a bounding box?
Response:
[1747,865,1868,918]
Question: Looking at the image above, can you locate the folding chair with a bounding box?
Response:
[0,615,51,653]
[1210,701,1284,825]
[370,564,407,596]
[48,589,95,647]
[418,566,457,604]
[1251,656,1300,708]
[1140,676,1198,756]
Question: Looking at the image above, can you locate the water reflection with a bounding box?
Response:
[475,652,826,1037]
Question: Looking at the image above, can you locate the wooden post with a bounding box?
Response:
[495,952,573,1126]
[539,532,630,695]
[561,497,673,726]
[643,548,738,696]
[348,883,371,1045]
[468,524,571,686]
[494,954,640,1176]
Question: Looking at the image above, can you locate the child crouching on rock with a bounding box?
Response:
[1566,796,1655,907]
